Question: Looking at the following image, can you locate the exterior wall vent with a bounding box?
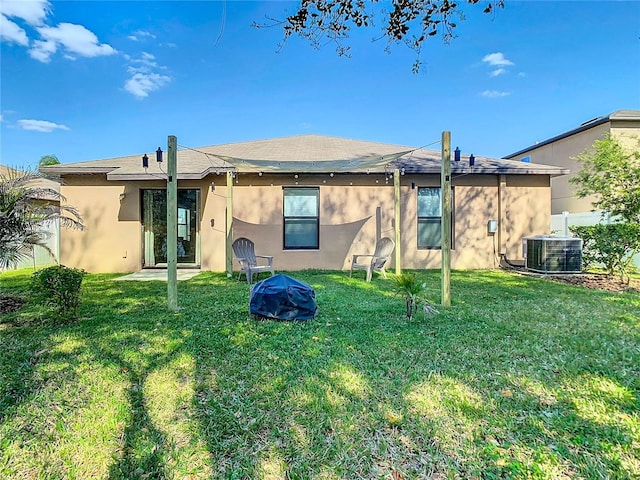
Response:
[523,236,583,274]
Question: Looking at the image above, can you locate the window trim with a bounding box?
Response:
[282,186,320,250]
[417,186,455,250]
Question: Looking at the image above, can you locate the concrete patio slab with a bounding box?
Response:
[115,269,201,281]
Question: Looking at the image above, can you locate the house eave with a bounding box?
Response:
[503,109,640,159]
[39,166,116,175]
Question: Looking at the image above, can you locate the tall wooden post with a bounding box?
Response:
[167,135,178,311]
[394,167,401,275]
[225,171,234,276]
[441,131,452,307]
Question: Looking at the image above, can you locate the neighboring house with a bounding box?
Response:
[41,134,567,274]
[504,109,640,221]
[503,110,640,268]
[0,165,61,270]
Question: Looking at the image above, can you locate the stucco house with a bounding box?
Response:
[41,134,567,274]
[504,110,640,219]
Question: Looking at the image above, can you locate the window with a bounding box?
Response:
[417,187,454,249]
[283,187,319,249]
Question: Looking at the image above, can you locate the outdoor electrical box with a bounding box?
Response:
[487,220,498,234]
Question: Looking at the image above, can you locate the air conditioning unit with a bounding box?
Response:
[523,236,583,273]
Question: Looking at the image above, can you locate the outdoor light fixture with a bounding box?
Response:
[469,154,475,167]
[454,147,461,162]
[210,182,215,192]
[142,154,149,168]
[411,181,416,189]
[156,147,163,163]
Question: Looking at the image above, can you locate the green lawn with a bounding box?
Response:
[1,269,638,479]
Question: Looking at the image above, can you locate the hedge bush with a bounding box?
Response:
[31,265,86,319]
[570,223,640,283]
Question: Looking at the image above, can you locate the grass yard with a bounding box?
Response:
[0,269,638,479]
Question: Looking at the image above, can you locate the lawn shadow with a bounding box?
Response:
[1,269,638,478]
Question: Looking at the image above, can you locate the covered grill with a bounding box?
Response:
[249,274,318,321]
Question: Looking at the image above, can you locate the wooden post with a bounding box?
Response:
[225,171,234,276]
[498,174,507,255]
[394,167,401,275]
[167,135,178,311]
[441,131,452,307]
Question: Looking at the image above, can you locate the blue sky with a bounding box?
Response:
[1,0,639,169]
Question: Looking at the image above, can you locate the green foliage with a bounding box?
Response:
[0,169,83,268]
[393,271,438,319]
[570,134,640,223]
[570,223,640,283]
[267,1,505,73]
[38,154,60,166]
[31,265,86,319]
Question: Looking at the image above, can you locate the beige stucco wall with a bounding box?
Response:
[58,171,552,273]
[231,173,551,271]
[509,120,640,215]
[59,176,226,273]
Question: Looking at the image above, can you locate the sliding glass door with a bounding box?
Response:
[142,189,200,267]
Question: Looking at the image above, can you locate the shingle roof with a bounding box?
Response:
[41,134,569,179]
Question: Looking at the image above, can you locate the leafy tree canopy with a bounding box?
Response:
[570,134,640,224]
[260,0,504,72]
[39,154,60,166]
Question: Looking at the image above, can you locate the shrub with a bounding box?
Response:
[570,223,640,283]
[31,265,86,319]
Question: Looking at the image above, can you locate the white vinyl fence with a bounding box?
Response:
[551,211,640,269]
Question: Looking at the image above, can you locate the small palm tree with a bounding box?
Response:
[0,169,83,269]
[393,272,438,320]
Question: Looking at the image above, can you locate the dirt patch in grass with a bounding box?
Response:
[548,273,640,293]
[0,295,24,314]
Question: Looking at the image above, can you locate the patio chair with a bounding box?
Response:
[350,237,395,282]
[232,237,275,284]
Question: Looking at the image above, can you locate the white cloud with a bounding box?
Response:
[124,52,171,98]
[128,30,156,41]
[489,68,506,77]
[1,0,50,26]
[124,73,171,99]
[482,52,514,67]
[0,15,29,46]
[29,38,57,62]
[29,22,117,62]
[18,119,70,132]
[481,90,510,99]
[127,51,161,73]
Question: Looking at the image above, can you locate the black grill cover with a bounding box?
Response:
[249,274,318,321]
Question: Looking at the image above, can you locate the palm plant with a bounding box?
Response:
[0,169,83,269]
[393,272,438,320]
